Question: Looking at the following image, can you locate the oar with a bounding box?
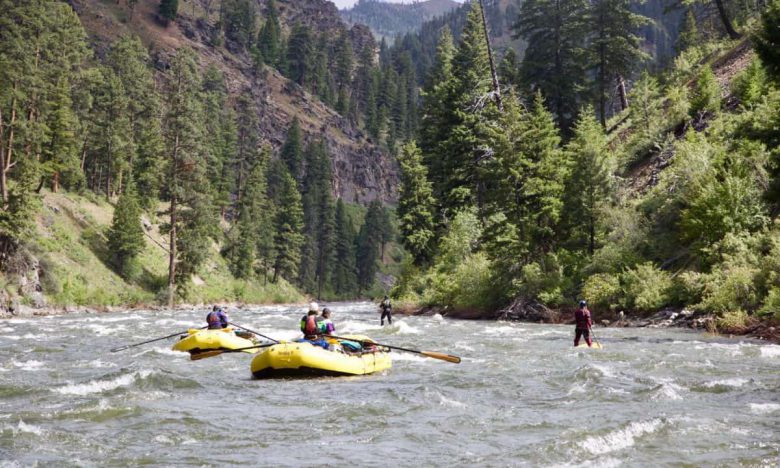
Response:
[590,328,602,348]
[228,322,279,343]
[190,343,276,361]
[326,334,461,363]
[110,326,206,352]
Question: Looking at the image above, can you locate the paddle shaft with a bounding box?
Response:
[325,334,461,363]
[190,343,275,361]
[228,322,279,343]
[110,326,206,352]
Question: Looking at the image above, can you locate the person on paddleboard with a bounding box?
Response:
[380,296,392,326]
[206,305,229,329]
[574,300,593,347]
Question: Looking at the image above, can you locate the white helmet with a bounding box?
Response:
[309,302,319,312]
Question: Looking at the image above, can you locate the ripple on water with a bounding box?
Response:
[748,403,780,415]
[54,369,156,396]
[579,418,666,455]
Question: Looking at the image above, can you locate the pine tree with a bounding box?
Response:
[234,93,261,203]
[755,0,780,84]
[107,36,163,209]
[286,23,314,87]
[498,49,521,90]
[159,0,178,25]
[691,66,722,116]
[397,141,436,265]
[332,198,357,296]
[221,0,257,51]
[356,200,384,295]
[201,65,235,218]
[512,0,589,131]
[588,0,652,126]
[562,107,613,255]
[675,8,699,54]
[161,48,215,304]
[281,117,304,186]
[41,78,80,193]
[257,0,281,67]
[268,159,304,283]
[107,180,145,278]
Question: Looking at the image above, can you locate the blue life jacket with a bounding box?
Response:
[207,310,228,329]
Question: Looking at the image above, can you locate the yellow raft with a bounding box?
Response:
[250,335,392,378]
[172,328,258,357]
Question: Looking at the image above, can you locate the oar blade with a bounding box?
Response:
[420,351,461,363]
[110,345,130,353]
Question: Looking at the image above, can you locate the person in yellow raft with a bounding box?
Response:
[298,303,329,349]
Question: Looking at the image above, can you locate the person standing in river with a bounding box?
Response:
[574,300,593,347]
[380,296,392,326]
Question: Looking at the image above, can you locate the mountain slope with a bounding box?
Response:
[341,0,461,40]
[70,0,398,203]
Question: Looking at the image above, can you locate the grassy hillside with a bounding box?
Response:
[3,190,303,310]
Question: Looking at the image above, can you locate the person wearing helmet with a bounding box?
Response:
[206,305,229,329]
[321,307,335,335]
[379,295,392,326]
[298,303,328,349]
[574,300,593,347]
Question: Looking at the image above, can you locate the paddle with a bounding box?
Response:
[590,327,602,348]
[189,343,276,361]
[228,322,279,343]
[325,334,461,363]
[110,326,206,352]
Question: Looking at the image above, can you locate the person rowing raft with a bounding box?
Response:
[298,303,328,349]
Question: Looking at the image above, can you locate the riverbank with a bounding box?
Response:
[0,301,307,320]
[397,301,780,344]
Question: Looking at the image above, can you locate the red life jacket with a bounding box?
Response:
[304,315,319,336]
[575,307,592,329]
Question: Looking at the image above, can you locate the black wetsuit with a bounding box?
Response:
[380,300,392,325]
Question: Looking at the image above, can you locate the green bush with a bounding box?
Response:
[581,273,622,309]
[672,271,705,305]
[690,66,721,116]
[716,309,750,331]
[732,57,769,107]
[621,262,673,311]
[448,252,496,311]
[698,265,760,313]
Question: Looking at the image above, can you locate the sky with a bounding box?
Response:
[333,0,464,9]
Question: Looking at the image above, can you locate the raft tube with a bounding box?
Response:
[172,328,258,356]
[250,335,392,378]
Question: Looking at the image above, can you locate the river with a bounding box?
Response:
[1,302,778,466]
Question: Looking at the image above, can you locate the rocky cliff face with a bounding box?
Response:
[71,0,398,203]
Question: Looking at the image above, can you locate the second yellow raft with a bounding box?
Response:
[172,328,258,356]
[250,336,392,378]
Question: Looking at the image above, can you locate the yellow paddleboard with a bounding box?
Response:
[576,341,603,349]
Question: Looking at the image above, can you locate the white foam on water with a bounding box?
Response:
[14,419,45,436]
[553,456,623,468]
[749,403,780,414]
[12,360,45,371]
[7,319,31,324]
[84,359,118,369]
[390,353,428,363]
[652,380,685,401]
[54,369,154,395]
[435,392,466,408]
[567,383,586,396]
[0,326,14,333]
[338,320,380,334]
[91,315,144,323]
[152,347,183,356]
[579,419,665,455]
[702,377,749,388]
[759,345,780,358]
[432,313,444,321]
[389,320,421,335]
[591,364,617,378]
[483,325,520,336]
